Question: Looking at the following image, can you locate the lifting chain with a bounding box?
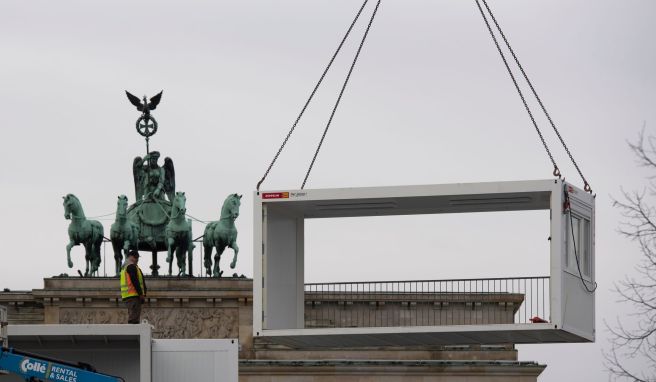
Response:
[477,0,592,193]
[256,0,371,192]
[301,0,382,189]
[475,0,561,180]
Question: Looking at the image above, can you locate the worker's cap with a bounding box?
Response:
[127,250,140,258]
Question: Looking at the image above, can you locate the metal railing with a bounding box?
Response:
[304,276,549,329]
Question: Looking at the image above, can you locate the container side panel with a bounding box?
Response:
[153,351,215,382]
[265,210,301,330]
[562,272,595,340]
[152,339,238,382]
[550,180,563,327]
[253,194,264,334]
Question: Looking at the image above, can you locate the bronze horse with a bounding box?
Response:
[203,194,241,277]
[165,192,194,276]
[110,195,139,275]
[63,194,104,277]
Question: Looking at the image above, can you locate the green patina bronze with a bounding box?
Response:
[165,192,194,276]
[110,195,139,275]
[63,194,104,277]
[125,152,176,276]
[64,91,241,277]
[203,194,242,277]
[126,90,163,153]
[133,151,175,203]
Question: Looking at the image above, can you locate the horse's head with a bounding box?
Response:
[63,194,81,220]
[116,195,129,218]
[172,191,187,215]
[221,193,242,220]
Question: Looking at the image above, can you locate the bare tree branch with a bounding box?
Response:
[607,125,656,381]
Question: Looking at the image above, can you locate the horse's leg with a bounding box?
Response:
[177,244,186,276]
[112,240,123,276]
[214,244,226,278]
[166,235,173,264]
[91,243,102,276]
[90,242,99,277]
[182,232,191,276]
[122,236,131,260]
[182,230,196,276]
[88,242,100,277]
[131,225,140,253]
[187,241,195,277]
[230,241,239,269]
[167,237,174,276]
[83,244,91,277]
[203,244,213,276]
[121,238,130,273]
[94,240,103,276]
[66,240,75,268]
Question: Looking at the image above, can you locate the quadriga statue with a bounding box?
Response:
[203,194,241,277]
[63,194,104,277]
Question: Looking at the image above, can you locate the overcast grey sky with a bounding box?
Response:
[1,0,655,380]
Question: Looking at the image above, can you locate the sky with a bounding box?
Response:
[1,0,655,380]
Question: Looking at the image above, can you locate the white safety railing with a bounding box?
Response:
[305,276,550,329]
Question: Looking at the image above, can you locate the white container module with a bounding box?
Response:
[152,339,238,382]
[7,324,152,382]
[6,325,239,382]
[253,179,595,347]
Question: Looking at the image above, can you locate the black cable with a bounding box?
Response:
[481,0,592,193]
[301,0,382,189]
[255,0,370,192]
[474,0,561,178]
[565,190,597,293]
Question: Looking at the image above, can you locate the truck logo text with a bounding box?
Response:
[20,358,47,374]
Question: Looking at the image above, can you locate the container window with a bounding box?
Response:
[566,214,591,279]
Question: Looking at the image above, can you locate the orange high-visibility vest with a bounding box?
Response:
[120,264,144,299]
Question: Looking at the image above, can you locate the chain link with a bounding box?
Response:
[475,0,560,178]
[481,0,591,193]
[256,0,371,192]
[302,0,382,189]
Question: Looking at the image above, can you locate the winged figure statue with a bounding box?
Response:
[132,151,175,202]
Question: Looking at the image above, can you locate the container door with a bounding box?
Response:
[560,183,595,340]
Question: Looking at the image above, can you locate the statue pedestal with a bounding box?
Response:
[33,277,253,357]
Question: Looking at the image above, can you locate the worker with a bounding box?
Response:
[120,250,147,324]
